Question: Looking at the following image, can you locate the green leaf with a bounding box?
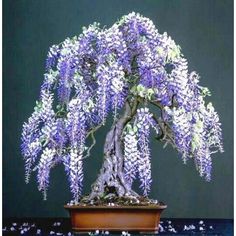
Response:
[191,142,196,152]
[34,101,42,112]
[125,124,132,132]
[201,87,211,97]
[167,44,181,62]
[191,134,200,152]
[139,90,145,98]
[88,99,94,109]
[136,84,147,98]
[207,102,214,112]
[130,85,137,94]
[196,120,203,130]
[156,47,164,56]
[147,88,155,100]
[136,84,145,92]
[133,125,138,133]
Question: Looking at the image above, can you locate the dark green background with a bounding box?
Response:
[3,0,233,219]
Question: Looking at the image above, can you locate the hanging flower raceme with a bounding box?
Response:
[68,148,83,202]
[66,97,86,148]
[109,61,127,117]
[190,112,209,180]
[123,125,140,186]
[55,37,81,104]
[191,102,223,181]
[64,96,88,200]
[21,89,55,183]
[135,108,157,195]
[37,148,56,200]
[96,63,112,123]
[46,45,60,71]
[204,103,224,153]
[57,59,74,104]
[168,58,191,108]
[164,92,223,181]
[53,118,68,151]
[107,24,129,68]
[137,39,160,89]
[123,107,161,193]
[119,12,159,54]
[41,70,58,92]
[170,107,193,163]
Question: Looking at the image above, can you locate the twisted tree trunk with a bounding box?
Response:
[88,99,139,200]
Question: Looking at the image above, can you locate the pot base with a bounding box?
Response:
[64,204,167,233]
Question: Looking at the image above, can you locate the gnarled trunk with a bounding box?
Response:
[88,100,139,200]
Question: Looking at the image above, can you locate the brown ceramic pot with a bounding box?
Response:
[64,204,167,233]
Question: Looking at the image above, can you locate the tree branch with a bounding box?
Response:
[82,131,96,160]
[151,112,176,149]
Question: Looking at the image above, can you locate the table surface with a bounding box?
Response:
[2,218,233,235]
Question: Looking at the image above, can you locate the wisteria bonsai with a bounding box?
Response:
[21,12,223,205]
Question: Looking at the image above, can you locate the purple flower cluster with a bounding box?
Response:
[96,60,127,121]
[135,108,157,195]
[21,12,223,200]
[46,45,59,71]
[124,108,159,195]
[68,148,83,201]
[37,148,56,200]
[123,127,139,186]
[162,70,223,180]
[21,89,55,184]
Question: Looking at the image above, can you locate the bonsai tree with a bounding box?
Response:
[21,12,223,204]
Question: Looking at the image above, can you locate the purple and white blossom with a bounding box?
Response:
[124,127,140,186]
[21,12,223,201]
[68,148,83,202]
[46,45,60,71]
[134,108,156,195]
[37,148,56,200]
[21,89,55,183]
